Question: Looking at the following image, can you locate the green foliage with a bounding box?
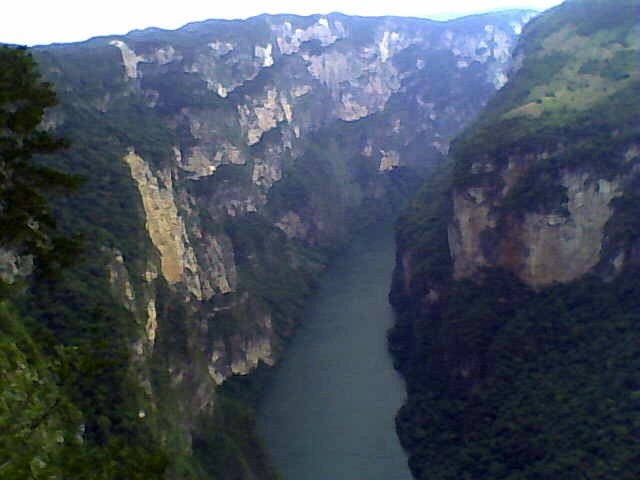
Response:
[522,0,638,45]
[0,300,80,479]
[193,395,280,480]
[224,213,325,338]
[0,45,169,478]
[392,163,453,295]
[32,34,302,478]
[0,9,546,479]
[501,161,568,215]
[21,247,155,455]
[0,300,169,480]
[266,124,362,246]
[451,0,639,192]
[0,45,82,268]
[387,164,453,372]
[140,64,226,113]
[604,176,640,254]
[396,272,640,480]
[391,2,640,478]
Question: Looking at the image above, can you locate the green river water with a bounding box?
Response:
[257,222,412,480]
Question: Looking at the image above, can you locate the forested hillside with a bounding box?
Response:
[0,45,170,479]
[1,10,532,478]
[390,0,640,478]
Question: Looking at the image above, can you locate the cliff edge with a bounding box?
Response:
[390,1,640,478]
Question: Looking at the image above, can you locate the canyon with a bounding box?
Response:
[2,1,637,478]
[8,10,531,477]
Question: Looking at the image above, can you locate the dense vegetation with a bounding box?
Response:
[1,9,532,479]
[452,0,639,191]
[0,45,169,479]
[393,270,640,479]
[1,35,425,480]
[390,1,640,478]
[0,44,283,480]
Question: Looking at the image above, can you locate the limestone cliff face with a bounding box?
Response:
[207,307,276,385]
[443,3,640,288]
[123,149,190,286]
[124,148,238,300]
[104,11,532,212]
[448,160,632,287]
[60,9,533,346]
[389,3,640,477]
[32,9,534,474]
[391,0,639,313]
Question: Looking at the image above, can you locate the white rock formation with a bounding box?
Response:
[109,40,144,79]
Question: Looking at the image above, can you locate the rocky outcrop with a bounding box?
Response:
[109,40,145,78]
[449,166,628,287]
[103,11,533,208]
[238,88,293,145]
[106,248,137,312]
[389,3,640,477]
[124,148,237,301]
[437,2,640,289]
[517,173,622,285]
[390,0,640,377]
[124,149,192,285]
[0,248,32,284]
[208,312,275,385]
[33,10,536,477]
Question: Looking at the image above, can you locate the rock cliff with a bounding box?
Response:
[390,1,640,478]
[10,9,533,478]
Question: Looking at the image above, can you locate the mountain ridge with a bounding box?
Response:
[2,10,533,478]
[389,0,639,477]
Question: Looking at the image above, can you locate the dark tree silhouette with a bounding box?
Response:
[0,45,80,276]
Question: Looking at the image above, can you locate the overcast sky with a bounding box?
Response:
[3,0,563,46]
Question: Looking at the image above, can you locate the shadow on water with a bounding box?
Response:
[257,221,412,480]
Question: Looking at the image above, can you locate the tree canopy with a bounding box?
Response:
[0,45,80,273]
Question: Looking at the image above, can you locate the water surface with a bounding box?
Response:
[257,223,411,480]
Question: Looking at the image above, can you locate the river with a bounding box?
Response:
[257,222,412,480]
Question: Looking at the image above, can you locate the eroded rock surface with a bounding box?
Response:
[35,10,536,471]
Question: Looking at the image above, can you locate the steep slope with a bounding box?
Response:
[3,10,532,478]
[390,1,640,478]
[0,45,169,479]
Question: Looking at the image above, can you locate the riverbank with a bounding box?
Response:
[257,222,411,480]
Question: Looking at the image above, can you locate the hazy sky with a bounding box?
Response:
[4,0,563,46]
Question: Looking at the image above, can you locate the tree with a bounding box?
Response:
[0,45,169,480]
[0,45,80,277]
